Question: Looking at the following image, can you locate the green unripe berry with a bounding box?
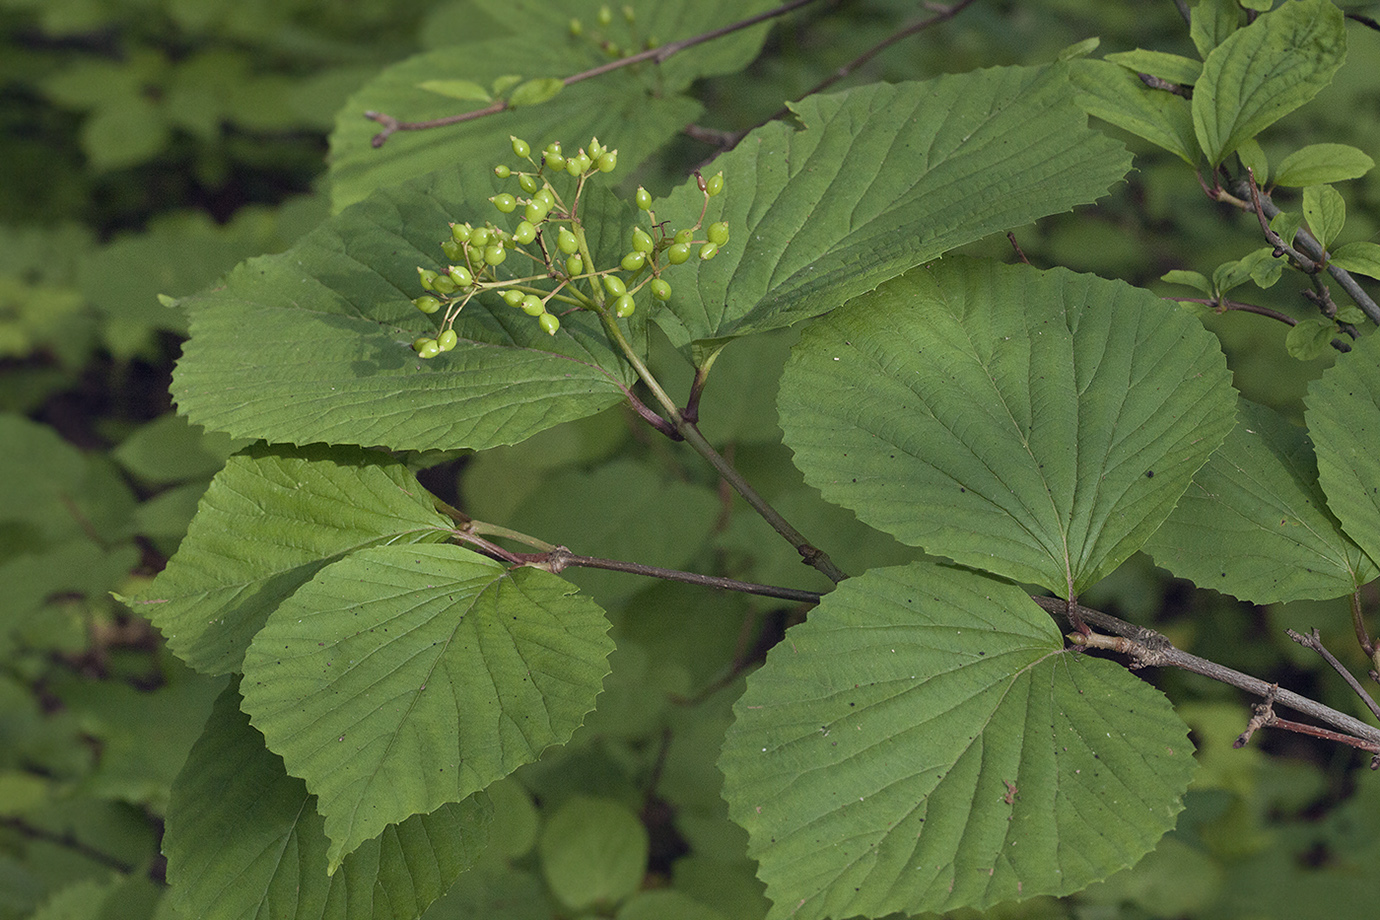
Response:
[631,227,654,253]
[650,278,671,301]
[512,220,538,245]
[699,242,719,260]
[413,295,442,314]
[705,172,725,196]
[569,17,583,36]
[613,294,635,317]
[667,242,692,264]
[491,193,517,213]
[494,164,511,178]
[598,5,613,26]
[518,173,540,194]
[524,200,549,223]
[596,151,617,173]
[538,312,560,335]
[431,274,458,295]
[533,188,555,209]
[604,275,627,297]
[674,229,694,245]
[545,150,566,171]
[566,158,584,178]
[574,152,593,173]
[414,337,441,358]
[448,265,474,287]
[635,186,652,210]
[588,138,604,158]
[436,329,458,352]
[469,227,492,248]
[417,267,439,292]
[484,242,507,265]
[622,4,634,23]
[621,251,646,271]
[521,294,545,316]
[441,239,464,261]
[707,221,730,245]
[502,290,525,307]
[450,223,472,243]
[557,227,580,255]
[510,136,530,159]
[566,254,584,275]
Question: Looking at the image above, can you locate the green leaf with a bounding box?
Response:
[81,96,170,172]
[1270,209,1306,246]
[239,543,613,870]
[720,562,1196,919]
[1302,184,1345,251]
[1285,317,1335,361]
[1330,241,1380,279]
[1192,0,1346,166]
[1144,398,1376,603]
[539,796,649,911]
[507,77,564,108]
[416,79,491,102]
[121,444,451,675]
[1190,0,1241,58]
[1104,49,1203,85]
[1274,143,1375,187]
[1070,59,1198,165]
[1161,269,1212,294]
[165,683,493,920]
[778,258,1235,597]
[1237,137,1269,186]
[329,38,700,212]
[651,64,1131,348]
[1306,331,1380,567]
[172,169,638,452]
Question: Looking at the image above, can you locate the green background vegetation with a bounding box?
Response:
[3,1,1379,919]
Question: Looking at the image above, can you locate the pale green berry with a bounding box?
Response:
[569,17,583,36]
[557,227,580,255]
[502,290,525,307]
[491,193,517,213]
[707,221,730,245]
[574,151,593,173]
[417,267,440,292]
[413,295,442,314]
[699,242,719,260]
[588,138,604,158]
[635,186,652,210]
[674,229,694,245]
[613,294,635,317]
[414,337,441,358]
[622,5,634,23]
[545,149,566,171]
[566,159,584,178]
[667,242,692,264]
[511,136,530,159]
[538,312,560,335]
[521,294,545,316]
[604,275,627,297]
[566,254,584,275]
[524,200,548,223]
[650,278,671,301]
[518,173,540,194]
[705,172,724,196]
[631,227,654,253]
[437,329,459,351]
[533,188,555,209]
[484,243,507,265]
[512,220,538,245]
[621,251,646,271]
[431,274,458,295]
[494,164,511,178]
[598,5,612,26]
[469,227,492,248]
[596,150,617,173]
[441,239,464,261]
[448,265,474,287]
[451,223,472,243]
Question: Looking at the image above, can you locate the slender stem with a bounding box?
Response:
[1288,627,1380,722]
[1167,296,1352,352]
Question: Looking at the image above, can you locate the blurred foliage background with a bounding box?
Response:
[2,1,1379,918]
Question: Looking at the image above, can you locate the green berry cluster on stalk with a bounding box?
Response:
[408,134,728,359]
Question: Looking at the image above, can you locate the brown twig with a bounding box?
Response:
[1287,627,1380,722]
[1166,296,1352,352]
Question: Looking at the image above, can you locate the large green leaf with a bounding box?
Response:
[121,444,451,676]
[239,543,613,870]
[1306,331,1380,568]
[778,258,1235,597]
[1192,0,1346,166]
[172,169,639,452]
[649,64,1131,349]
[1145,398,1377,603]
[719,563,1195,919]
[329,38,699,212]
[1069,59,1199,164]
[164,683,493,920]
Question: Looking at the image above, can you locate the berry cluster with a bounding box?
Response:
[409,135,727,359]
